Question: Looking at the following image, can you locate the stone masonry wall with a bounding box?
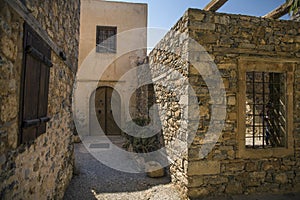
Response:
[187,9,300,198]
[149,12,193,198]
[136,56,151,120]
[0,0,80,199]
[25,0,80,69]
[149,8,300,199]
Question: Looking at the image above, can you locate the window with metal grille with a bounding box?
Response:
[96,26,117,53]
[245,72,287,148]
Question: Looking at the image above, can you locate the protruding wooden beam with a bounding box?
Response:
[204,0,228,12]
[263,1,292,19]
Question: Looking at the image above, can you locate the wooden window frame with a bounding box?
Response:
[96,26,117,53]
[19,23,52,144]
[237,58,295,159]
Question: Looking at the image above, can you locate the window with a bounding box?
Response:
[20,23,52,144]
[96,26,117,53]
[245,72,286,148]
[237,58,294,158]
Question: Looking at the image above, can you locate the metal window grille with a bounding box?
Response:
[96,26,117,53]
[245,72,287,148]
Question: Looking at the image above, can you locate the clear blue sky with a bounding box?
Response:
[107,0,290,30]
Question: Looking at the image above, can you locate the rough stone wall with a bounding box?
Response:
[187,9,300,198]
[135,56,151,120]
[0,0,80,199]
[25,0,80,69]
[149,8,300,199]
[149,12,192,198]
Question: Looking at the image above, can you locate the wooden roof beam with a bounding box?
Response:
[204,0,228,12]
[263,1,292,19]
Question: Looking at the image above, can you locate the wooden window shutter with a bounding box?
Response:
[20,23,52,143]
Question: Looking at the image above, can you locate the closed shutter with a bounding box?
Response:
[20,23,52,143]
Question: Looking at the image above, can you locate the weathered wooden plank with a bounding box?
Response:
[204,0,228,12]
[21,23,52,143]
[263,2,292,19]
[4,0,76,73]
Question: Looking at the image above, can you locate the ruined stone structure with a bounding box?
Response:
[0,0,80,199]
[149,9,300,199]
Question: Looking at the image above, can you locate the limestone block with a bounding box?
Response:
[199,105,209,117]
[0,35,16,61]
[214,15,230,25]
[249,172,266,179]
[190,12,205,21]
[275,173,288,184]
[204,175,228,185]
[239,43,256,49]
[262,160,280,171]
[227,96,236,106]
[73,135,81,143]
[188,187,209,198]
[145,161,165,178]
[245,162,258,172]
[225,161,245,172]
[0,95,18,122]
[225,182,243,194]
[227,112,237,121]
[187,161,220,175]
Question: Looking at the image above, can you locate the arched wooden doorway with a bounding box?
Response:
[90,86,121,135]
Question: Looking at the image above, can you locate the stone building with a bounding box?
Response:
[77,0,148,137]
[149,9,300,199]
[0,0,80,199]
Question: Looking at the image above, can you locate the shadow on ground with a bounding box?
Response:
[63,143,175,200]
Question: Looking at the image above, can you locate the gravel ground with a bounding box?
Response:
[63,143,182,200]
[64,143,300,200]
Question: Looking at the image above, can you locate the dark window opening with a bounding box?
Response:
[96,26,117,53]
[245,71,287,148]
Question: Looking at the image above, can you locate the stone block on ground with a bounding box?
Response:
[73,135,81,143]
[145,161,165,178]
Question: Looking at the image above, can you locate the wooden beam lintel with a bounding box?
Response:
[204,0,228,12]
[263,2,292,19]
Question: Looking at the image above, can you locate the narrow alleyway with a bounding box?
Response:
[63,142,182,200]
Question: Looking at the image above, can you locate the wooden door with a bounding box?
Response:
[95,87,106,134]
[90,87,121,135]
[105,87,121,135]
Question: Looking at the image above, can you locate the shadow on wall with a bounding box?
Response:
[64,83,172,199]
